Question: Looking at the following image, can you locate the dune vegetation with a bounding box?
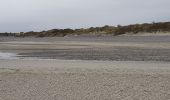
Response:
[0,21,170,37]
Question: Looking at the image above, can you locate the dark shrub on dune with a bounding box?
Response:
[1,21,170,37]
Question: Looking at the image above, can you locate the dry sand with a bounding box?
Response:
[0,35,170,100]
[1,59,170,100]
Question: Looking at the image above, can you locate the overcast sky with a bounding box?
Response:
[0,0,170,32]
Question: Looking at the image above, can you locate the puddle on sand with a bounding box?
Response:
[0,52,41,60]
[0,52,19,59]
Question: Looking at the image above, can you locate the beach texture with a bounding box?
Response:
[0,35,170,100]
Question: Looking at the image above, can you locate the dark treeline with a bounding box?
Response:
[0,22,170,37]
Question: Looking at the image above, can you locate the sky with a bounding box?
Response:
[0,0,170,32]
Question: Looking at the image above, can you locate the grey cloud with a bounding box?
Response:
[0,0,169,32]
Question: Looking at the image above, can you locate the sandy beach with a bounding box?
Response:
[0,35,170,100]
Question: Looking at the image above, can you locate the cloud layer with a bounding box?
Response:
[0,0,170,32]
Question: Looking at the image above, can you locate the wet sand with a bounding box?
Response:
[0,35,170,100]
[1,36,170,61]
[19,47,170,61]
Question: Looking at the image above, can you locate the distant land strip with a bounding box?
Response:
[0,21,170,37]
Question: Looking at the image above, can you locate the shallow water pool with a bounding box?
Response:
[0,52,18,59]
